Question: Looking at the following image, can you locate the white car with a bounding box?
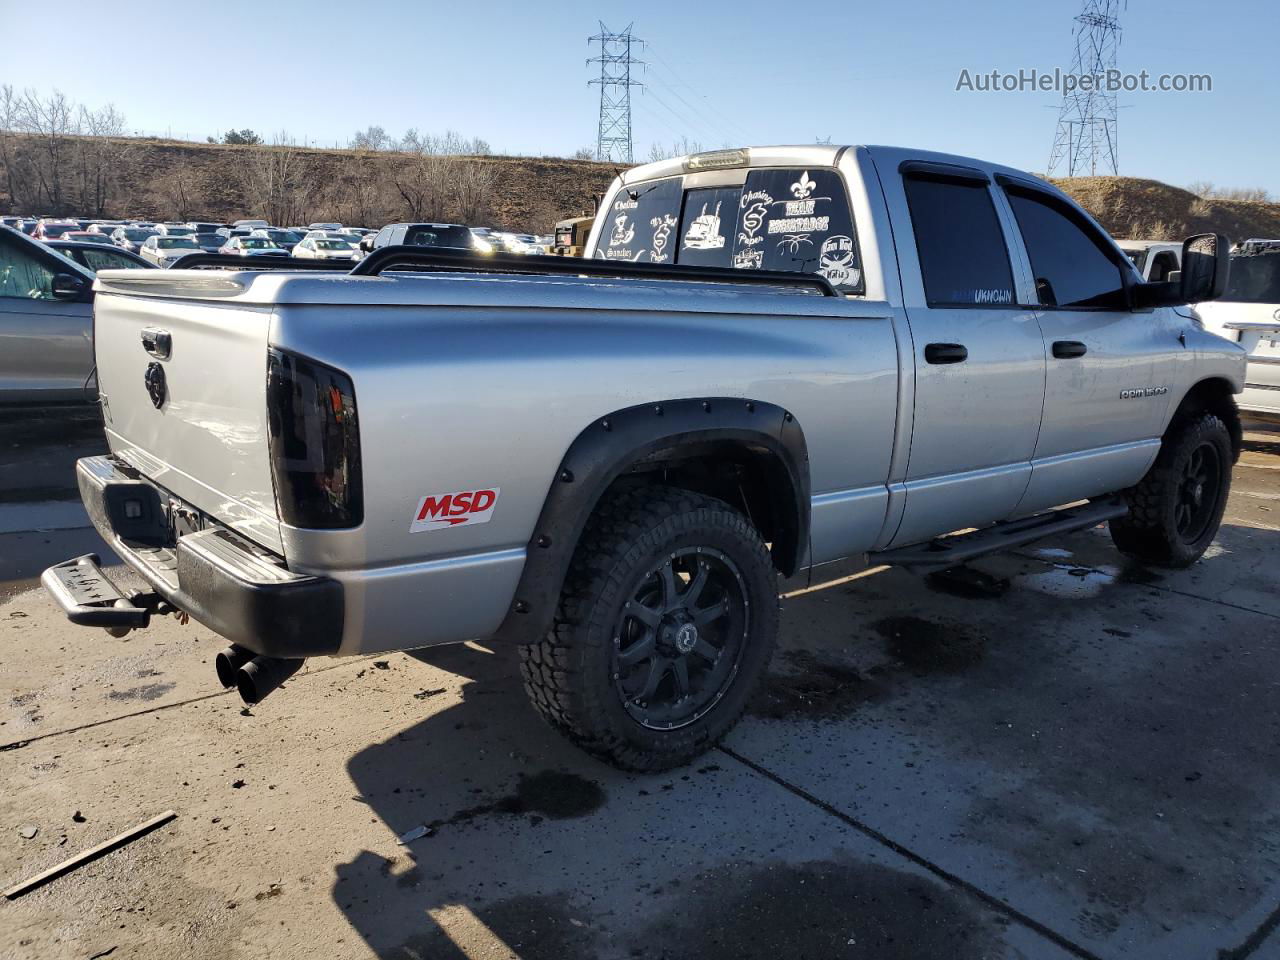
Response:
[140,235,202,266]
[1196,242,1280,419]
[505,234,546,255]
[1117,239,1182,282]
[292,236,360,261]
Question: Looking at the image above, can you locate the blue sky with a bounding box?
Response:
[3,0,1275,192]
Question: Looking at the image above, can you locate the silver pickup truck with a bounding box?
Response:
[43,145,1245,770]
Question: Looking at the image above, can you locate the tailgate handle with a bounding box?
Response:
[140,328,172,360]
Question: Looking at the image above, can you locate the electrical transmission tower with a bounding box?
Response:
[588,22,643,164]
[1047,0,1123,177]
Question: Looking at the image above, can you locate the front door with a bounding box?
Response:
[0,232,95,402]
[998,178,1178,513]
[874,155,1046,547]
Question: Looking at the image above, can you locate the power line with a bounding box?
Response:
[1047,0,1125,177]
[588,22,643,164]
[643,48,752,145]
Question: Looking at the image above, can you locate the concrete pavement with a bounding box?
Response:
[2,409,1279,960]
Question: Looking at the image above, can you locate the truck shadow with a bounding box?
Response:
[328,517,1280,958]
[330,637,1003,960]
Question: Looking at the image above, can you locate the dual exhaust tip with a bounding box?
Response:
[215,645,304,705]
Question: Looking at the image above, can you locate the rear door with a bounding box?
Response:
[0,230,94,402]
[875,156,1046,547]
[998,177,1177,513]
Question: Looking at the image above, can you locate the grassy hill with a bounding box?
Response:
[4,135,1278,241]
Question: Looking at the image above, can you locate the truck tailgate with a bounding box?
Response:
[93,285,282,554]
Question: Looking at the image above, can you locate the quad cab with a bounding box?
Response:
[44,145,1244,770]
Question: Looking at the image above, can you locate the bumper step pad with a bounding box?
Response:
[41,554,151,628]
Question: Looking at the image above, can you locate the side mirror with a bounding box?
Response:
[1131,233,1229,309]
[51,272,89,301]
[1180,232,1230,303]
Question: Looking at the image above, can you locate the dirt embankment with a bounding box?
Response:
[4,136,1278,240]
[1054,175,1280,242]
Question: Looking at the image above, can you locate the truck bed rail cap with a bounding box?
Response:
[93,269,886,319]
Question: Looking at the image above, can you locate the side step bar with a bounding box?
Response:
[868,498,1129,570]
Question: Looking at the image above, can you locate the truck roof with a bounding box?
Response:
[617,144,1047,189]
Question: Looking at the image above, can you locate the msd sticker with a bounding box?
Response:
[411,488,500,533]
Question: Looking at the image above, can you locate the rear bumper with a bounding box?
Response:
[46,456,343,658]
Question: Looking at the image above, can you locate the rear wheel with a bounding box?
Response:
[1109,413,1232,568]
[519,485,778,771]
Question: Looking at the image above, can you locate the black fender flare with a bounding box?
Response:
[491,398,810,645]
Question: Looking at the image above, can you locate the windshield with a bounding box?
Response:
[163,226,194,236]
[268,230,300,242]
[1221,254,1280,304]
[121,229,155,241]
[157,237,200,249]
[241,238,278,248]
[316,240,353,250]
[41,223,77,237]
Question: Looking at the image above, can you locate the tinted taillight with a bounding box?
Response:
[266,348,363,529]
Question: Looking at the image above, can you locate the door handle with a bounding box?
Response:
[1052,340,1087,359]
[924,343,968,364]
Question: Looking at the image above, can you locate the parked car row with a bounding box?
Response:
[2,212,555,263]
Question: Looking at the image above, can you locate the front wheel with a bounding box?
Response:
[1109,412,1233,568]
[519,485,779,771]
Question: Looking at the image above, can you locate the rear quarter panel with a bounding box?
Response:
[270,277,900,588]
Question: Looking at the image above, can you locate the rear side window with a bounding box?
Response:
[80,248,147,272]
[903,176,1014,307]
[599,177,683,263]
[405,225,472,248]
[1005,189,1126,308]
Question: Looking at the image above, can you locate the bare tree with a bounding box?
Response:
[21,88,76,211]
[646,137,702,163]
[0,85,26,211]
[1186,180,1273,203]
[391,132,470,222]
[240,133,314,226]
[349,125,390,151]
[455,159,496,225]
[72,103,129,216]
[155,162,201,221]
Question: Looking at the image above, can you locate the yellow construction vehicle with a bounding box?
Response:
[550,215,595,257]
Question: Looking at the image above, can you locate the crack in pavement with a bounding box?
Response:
[717,744,1105,960]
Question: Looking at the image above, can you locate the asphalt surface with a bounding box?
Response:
[2,407,1280,960]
